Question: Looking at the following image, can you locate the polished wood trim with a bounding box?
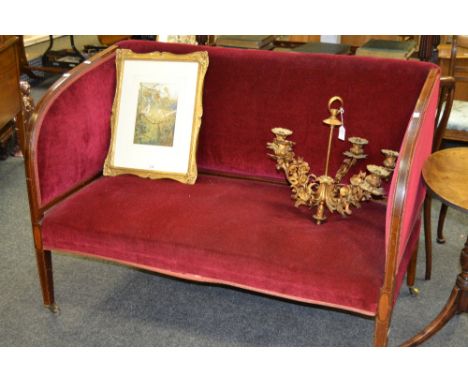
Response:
[374,68,439,346]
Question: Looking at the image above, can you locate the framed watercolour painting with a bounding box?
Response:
[103,49,209,184]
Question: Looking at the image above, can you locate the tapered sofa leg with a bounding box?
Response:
[31,223,59,313]
[374,288,394,346]
[407,241,420,296]
[35,249,59,313]
[373,317,390,346]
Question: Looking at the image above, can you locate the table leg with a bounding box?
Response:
[401,235,468,346]
[437,203,449,244]
[458,236,468,312]
[423,196,432,280]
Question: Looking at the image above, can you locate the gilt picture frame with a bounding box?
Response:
[103,49,209,184]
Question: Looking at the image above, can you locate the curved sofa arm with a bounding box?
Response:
[24,46,118,218]
[387,69,440,271]
[374,68,440,345]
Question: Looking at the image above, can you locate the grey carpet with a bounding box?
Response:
[2,77,467,346]
[1,156,467,346]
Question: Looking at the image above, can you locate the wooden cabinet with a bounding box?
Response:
[0,36,22,157]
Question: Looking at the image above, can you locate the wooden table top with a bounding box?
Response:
[422,147,468,213]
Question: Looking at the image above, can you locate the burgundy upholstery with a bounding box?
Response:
[34,55,116,207]
[42,174,387,315]
[35,41,434,208]
[32,40,439,318]
[385,76,439,269]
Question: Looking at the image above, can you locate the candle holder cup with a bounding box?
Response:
[267,97,398,224]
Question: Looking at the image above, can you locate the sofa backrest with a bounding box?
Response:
[34,40,435,208]
[118,41,434,181]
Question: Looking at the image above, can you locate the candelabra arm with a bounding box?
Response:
[335,157,357,183]
[267,97,392,226]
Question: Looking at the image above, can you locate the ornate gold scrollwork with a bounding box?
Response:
[267,97,399,225]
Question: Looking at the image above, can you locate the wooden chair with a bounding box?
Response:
[423,77,456,280]
[442,36,468,143]
[425,37,468,279]
[16,36,67,78]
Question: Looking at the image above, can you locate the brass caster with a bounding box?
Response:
[44,303,60,315]
[436,237,446,244]
[409,287,420,296]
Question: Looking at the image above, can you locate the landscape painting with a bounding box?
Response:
[133,82,178,147]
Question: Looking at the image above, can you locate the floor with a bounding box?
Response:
[0,72,467,347]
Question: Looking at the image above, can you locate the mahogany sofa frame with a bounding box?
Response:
[22,45,439,346]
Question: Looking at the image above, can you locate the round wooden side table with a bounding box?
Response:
[402,147,468,346]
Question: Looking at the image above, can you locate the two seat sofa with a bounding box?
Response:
[23,40,439,346]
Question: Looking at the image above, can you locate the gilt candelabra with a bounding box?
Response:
[267,96,399,225]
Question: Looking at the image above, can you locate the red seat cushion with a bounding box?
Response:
[42,174,387,315]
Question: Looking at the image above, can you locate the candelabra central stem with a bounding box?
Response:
[324,125,334,176]
[322,97,343,176]
[267,96,398,225]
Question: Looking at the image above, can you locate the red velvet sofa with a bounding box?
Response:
[23,40,439,346]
